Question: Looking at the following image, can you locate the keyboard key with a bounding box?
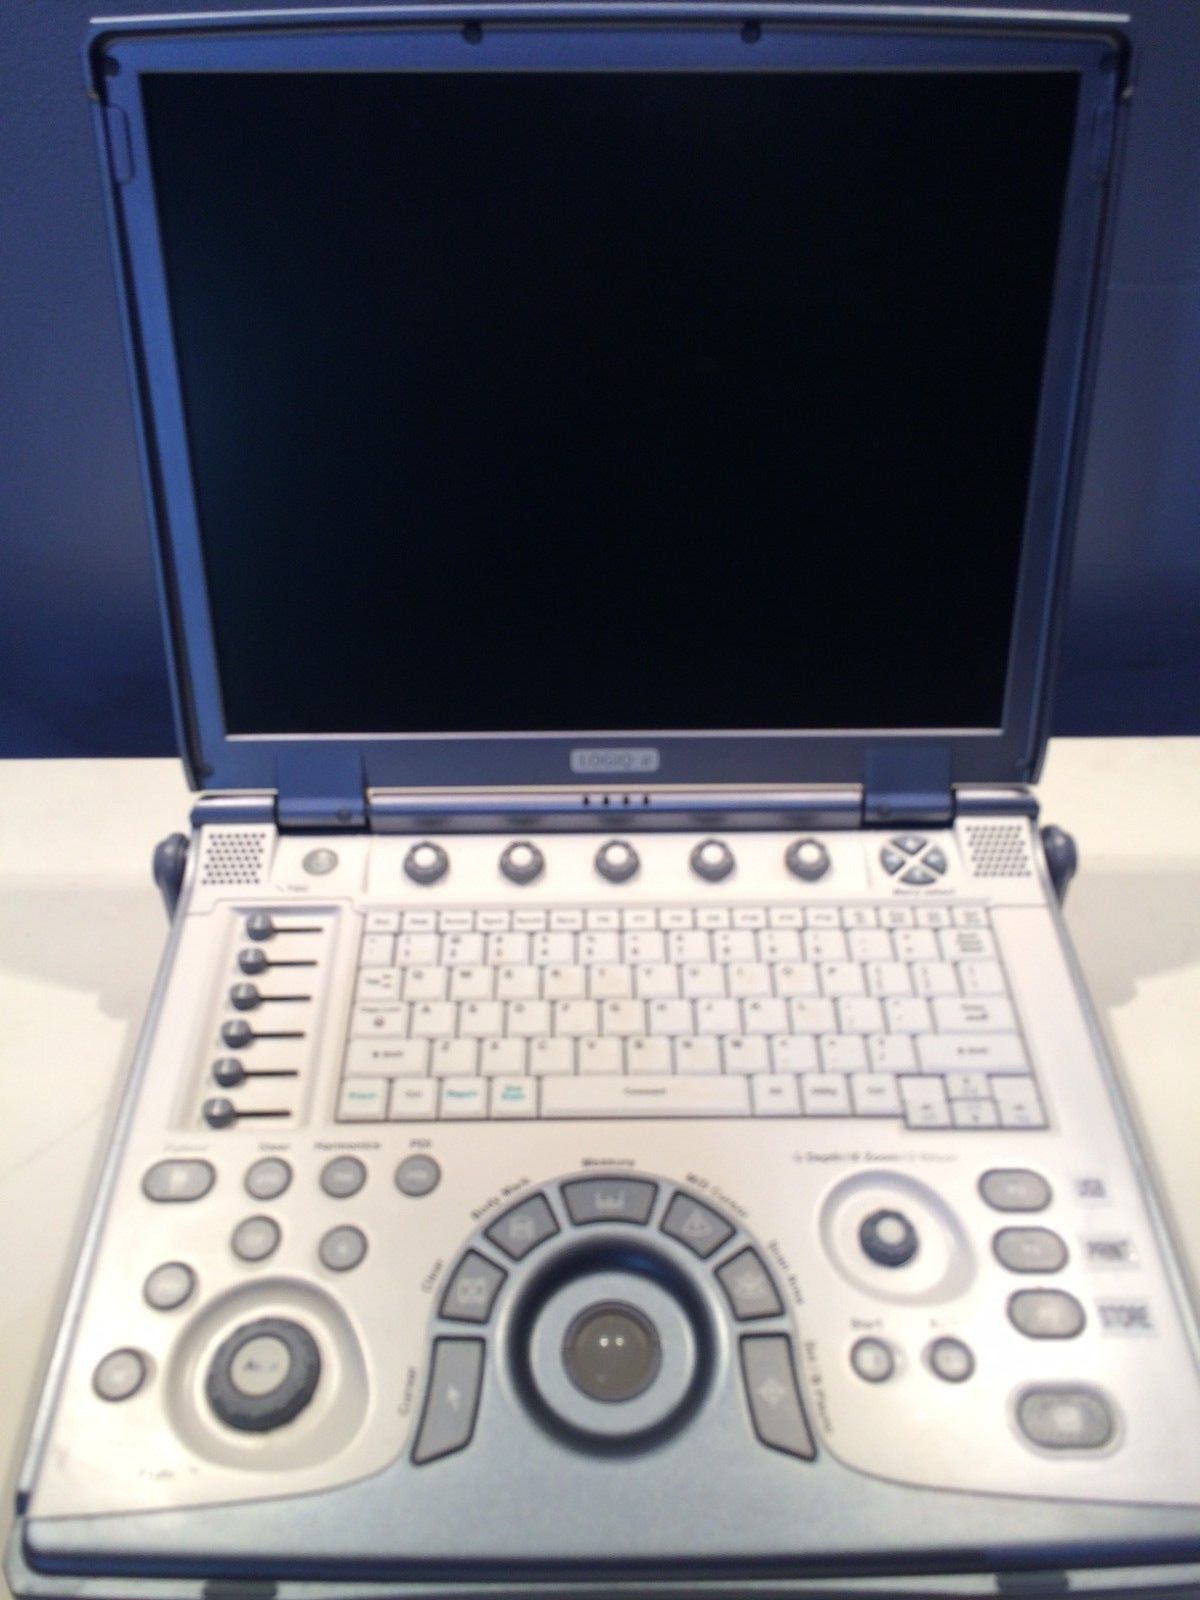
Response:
[487,933,529,965]
[530,1038,574,1075]
[820,1035,868,1073]
[648,999,694,1036]
[879,907,914,927]
[584,909,619,930]
[533,932,575,964]
[579,932,620,962]
[401,911,437,932]
[496,965,540,999]
[946,1070,991,1099]
[601,998,645,1035]
[669,929,711,962]
[365,911,400,933]
[773,963,819,998]
[682,963,726,998]
[432,1038,479,1076]
[899,1076,951,1128]
[916,1034,1028,1073]
[932,997,1016,1033]
[338,1078,387,1120]
[959,960,1007,996]
[543,965,587,999]
[492,1078,538,1117]
[804,929,848,963]
[591,963,635,998]
[623,930,666,963]
[541,1075,750,1117]
[770,1034,819,1073]
[477,909,512,931]
[729,963,772,997]
[553,999,599,1036]
[345,1039,418,1075]
[732,907,767,928]
[752,1075,800,1115]
[459,1001,504,1037]
[866,1033,915,1073]
[801,1076,851,1115]
[480,1038,527,1076]
[938,928,997,961]
[548,909,582,930]
[389,1078,438,1120]
[360,933,395,967]
[621,908,657,930]
[674,1035,721,1073]
[440,1078,487,1118]
[894,928,938,961]
[448,965,494,1001]
[742,996,788,1035]
[768,907,805,927]
[404,966,449,1000]
[915,907,952,928]
[636,963,680,998]
[884,997,932,1034]
[627,1037,672,1073]
[842,906,879,929]
[659,909,695,930]
[713,930,756,962]
[994,1077,1047,1128]
[820,962,865,997]
[443,933,485,966]
[953,906,991,928]
[806,908,840,928]
[397,934,439,964]
[350,1003,408,1038]
[851,1075,902,1116]
[848,929,892,962]
[837,997,884,1034]
[513,910,548,931]
[578,1037,624,1074]
[789,997,836,1034]
[439,911,475,931]
[911,962,959,998]
[696,998,741,1035]
[757,928,801,962]
[696,907,731,929]
[723,1036,770,1074]
[410,1002,457,1038]
[952,1099,999,1128]
[357,969,401,1001]
[865,961,912,998]
[507,1000,551,1037]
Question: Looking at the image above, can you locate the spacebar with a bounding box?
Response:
[541,1076,750,1117]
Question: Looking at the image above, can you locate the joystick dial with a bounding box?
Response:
[785,837,831,882]
[859,1208,920,1268]
[595,840,639,883]
[206,1317,321,1433]
[404,841,449,886]
[690,839,735,883]
[500,841,545,885]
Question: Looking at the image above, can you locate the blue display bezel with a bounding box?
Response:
[88,5,1125,797]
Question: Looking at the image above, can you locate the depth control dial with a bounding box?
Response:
[404,841,449,886]
[595,839,639,883]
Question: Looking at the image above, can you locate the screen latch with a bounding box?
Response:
[863,743,954,828]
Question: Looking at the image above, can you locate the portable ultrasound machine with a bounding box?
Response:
[8,3,1200,1596]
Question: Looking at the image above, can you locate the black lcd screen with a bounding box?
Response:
[142,69,1079,735]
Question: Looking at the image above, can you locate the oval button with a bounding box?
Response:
[994,1227,1067,1274]
[142,1159,215,1203]
[1017,1386,1114,1450]
[1009,1288,1085,1339]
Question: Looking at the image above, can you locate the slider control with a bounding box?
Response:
[202,1097,291,1130]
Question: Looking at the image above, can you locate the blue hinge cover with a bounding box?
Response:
[276,746,366,831]
[863,743,954,827]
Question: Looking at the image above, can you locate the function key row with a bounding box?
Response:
[363,905,990,935]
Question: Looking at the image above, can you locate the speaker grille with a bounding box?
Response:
[200,830,269,887]
[963,823,1033,879]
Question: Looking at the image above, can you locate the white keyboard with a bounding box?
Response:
[336,903,1045,1128]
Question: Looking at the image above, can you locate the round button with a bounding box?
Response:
[499,841,545,886]
[238,946,269,975]
[231,1215,281,1262]
[245,1158,292,1201]
[690,839,734,883]
[927,1337,975,1383]
[595,839,639,884]
[220,1019,253,1049]
[212,1058,245,1088]
[206,1317,320,1433]
[404,841,449,886]
[319,1225,368,1272]
[850,1337,895,1383]
[859,1208,919,1268]
[93,1348,147,1402]
[302,847,339,876]
[143,1262,196,1312]
[245,912,275,942]
[203,1096,238,1129]
[395,1154,441,1197]
[785,837,831,882]
[320,1156,367,1199]
[229,982,261,1011]
[563,1301,662,1403]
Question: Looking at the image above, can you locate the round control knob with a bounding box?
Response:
[595,839,639,884]
[237,947,269,976]
[212,1057,246,1089]
[404,841,449,886]
[499,841,545,886]
[205,1317,321,1433]
[220,1018,253,1049]
[859,1208,919,1269]
[689,838,734,883]
[229,982,261,1012]
[202,1096,237,1129]
[785,837,831,882]
[245,912,275,942]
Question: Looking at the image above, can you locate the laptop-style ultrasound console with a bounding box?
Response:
[9,7,1200,1597]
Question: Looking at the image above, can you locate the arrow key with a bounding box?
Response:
[740,1335,816,1459]
[412,1338,485,1464]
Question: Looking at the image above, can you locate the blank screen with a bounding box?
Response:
[142,69,1078,735]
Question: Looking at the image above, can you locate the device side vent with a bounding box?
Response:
[199,829,269,887]
[963,823,1033,879]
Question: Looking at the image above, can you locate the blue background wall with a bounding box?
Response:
[2,0,1197,758]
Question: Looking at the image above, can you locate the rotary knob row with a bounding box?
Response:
[398,837,832,887]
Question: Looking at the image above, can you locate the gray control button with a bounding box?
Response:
[661,1192,735,1259]
[994,1227,1068,1274]
[785,837,830,882]
[740,1335,816,1459]
[1009,1289,1086,1340]
[320,1156,367,1199]
[1017,1387,1114,1451]
[562,1176,657,1225]
[440,1250,506,1323]
[245,1157,292,1200]
[143,1261,196,1311]
[980,1169,1052,1212]
[395,1154,442,1197]
[850,1337,894,1383]
[412,1338,485,1464]
[880,847,905,875]
[206,1317,320,1433]
[238,947,269,975]
[923,847,948,874]
[319,1225,367,1272]
[143,1159,215,1202]
[246,912,275,941]
[203,1096,238,1129]
[485,1193,558,1260]
[901,865,936,886]
[212,1057,246,1088]
[302,847,339,876]
[93,1348,146,1402]
[220,1018,253,1049]
[859,1208,919,1268]
[564,1301,662,1402]
[404,841,449,886]
[595,839,639,884]
[229,982,261,1011]
[690,839,734,883]
[892,834,927,856]
[717,1247,784,1321]
[499,841,545,886]
[232,1215,281,1263]
[928,1336,975,1383]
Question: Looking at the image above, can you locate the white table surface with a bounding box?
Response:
[2,739,1198,1591]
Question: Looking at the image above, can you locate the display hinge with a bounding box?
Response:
[863,743,954,828]
[275,746,367,832]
